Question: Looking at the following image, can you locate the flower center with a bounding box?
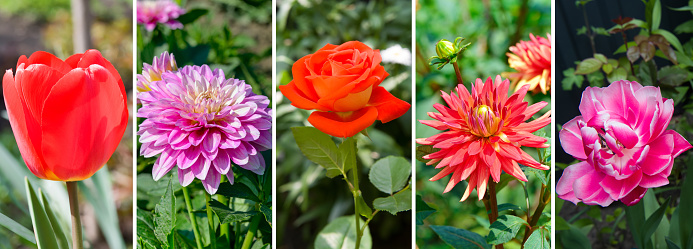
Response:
[193,89,222,113]
[469,104,503,138]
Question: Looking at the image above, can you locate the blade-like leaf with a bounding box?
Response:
[78,168,125,249]
[25,178,59,249]
[680,171,693,249]
[430,225,491,249]
[486,215,527,245]
[314,215,371,249]
[373,189,412,215]
[177,9,208,25]
[39,190,70,249]
[0,212,35,244]
[626,200,646,249]
[368,156,411,194]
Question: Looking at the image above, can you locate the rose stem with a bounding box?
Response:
[218,178,231,245]
[66,181,84,249]
[488,180,505,249]
[182,186,203,249]
[205,193,217,249]
[521,184,549,245]
[351,139,363,249]
[452,62,464,86]
[240,212,261,249]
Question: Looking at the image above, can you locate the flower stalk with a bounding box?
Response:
[352,146,363,249]
[67,181,83,249]
[486,181,504,249]
[182,186,203,249]
[240,214,261,249]
[205,193,217,249]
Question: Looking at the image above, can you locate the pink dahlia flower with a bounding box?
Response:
[137,54,272,194]
[557,80,691,206]
[136,51,177,92]
[137,0,186,32]
[503,34,551,95]
[417,76,551,201]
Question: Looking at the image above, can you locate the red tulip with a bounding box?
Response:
[2,50,128,181]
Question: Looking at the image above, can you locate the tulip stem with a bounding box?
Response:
[205,193,217,249]
[453,62,464,86]
[67,182,84,249]
[182,186,203,249]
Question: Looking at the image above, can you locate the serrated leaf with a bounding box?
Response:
[430,225,491,249]
[525,227,550,249]
[338,137,357,178]
[291,127,345,178]
[373,189,412,215]
[658,66,688,86]
[154,177,176,247]
[355,194,373,219]
[25,178,59,249]
[594,53,608,63]
[137,208,161,249]
[562,68,584,91]
[575,58,603,74]
[209,199,257,224]
[416,195,435,225]
[521,166,549,185]
[314,215,371,249]
[368,156,411,194]
[488,203,523,214]
[260,204,272,227]
[607,67,628,82]
[486,215,527,245]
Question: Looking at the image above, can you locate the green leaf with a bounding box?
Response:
[521,166,549,185]
[562,68,584,91]
[652,0,661,30]
[373,188,412,215]
[291,127,345,178]
[626,201,646,249]
[615,41,638,54]
[643,197,671,249]
[489,203,523,214]
[154,177,176,247]
[338,137,357,178]
[260,204,272,227]
[430,225,491,249]
[368,156,411,194]
[177,9,208,25]
[559,224,592,249]
[679,173,693,249]
[525,227,550,249]
[25,178,59,249]
[666,237,682,249]
[217,181,262,203]
[0,212,35,244]
[209,199,257,224]
[594,53,608,64]
[602,63,613,74]
[607,67,628,82]
[639,60,658,86]
[416,195,435,225]
[575,58,603,75]
[137,208,162,249]
[486,215,527,245]
[78,168,125,249]
[658,66,688,86]
[416,145,439,164]
[675,20,693,33]
[314,215,372,249]
[355,194,373,219]
[39,190,69,249]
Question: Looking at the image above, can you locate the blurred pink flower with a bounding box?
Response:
[557,80,691,206]
[137,0,186,31]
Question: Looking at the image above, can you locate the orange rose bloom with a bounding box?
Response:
[279,41,411,137]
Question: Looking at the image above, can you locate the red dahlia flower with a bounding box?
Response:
[503,34,551,95]
[417,76,551,201]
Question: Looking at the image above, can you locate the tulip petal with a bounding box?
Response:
[559,117,587,160]
[307,107,378,138]
[21,51,72,74]
[621,186,647,206]
[368,86,411,123]
[40,65,128,181]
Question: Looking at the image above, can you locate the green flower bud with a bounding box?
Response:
[436,39,457,60]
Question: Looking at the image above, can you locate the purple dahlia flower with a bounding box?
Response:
[137,55,272,194]
[137,0,186,32]
[137,51,177,92]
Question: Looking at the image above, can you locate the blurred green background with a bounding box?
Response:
[0,0,133,248]
[275,0,413,248]
[415,0,551,248]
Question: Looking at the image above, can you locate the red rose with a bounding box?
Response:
[3,50,129,181]
[279,41,410,137]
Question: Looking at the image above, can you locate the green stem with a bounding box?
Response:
[182,186,203,249]
[351,144,362,249]
[240,214,261,249]
[219,182,231,245]
[452,61,464,86]
[66,182,83,249]
[206,193,217,249]
[522,184,549,245]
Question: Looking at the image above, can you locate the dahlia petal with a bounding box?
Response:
[476,166,489,201]
[201,168,221,194]
[213,150,231,175]
[242,154,265,175]
[203,130,222,153]
[168,129,187,144]
[229,145,250,165]
[178,168,195,187]
[192,157,211,180]
[226,169,235,184]
[429,166,454,181]
[153,150,178,181]
[368,86,411,123]
[307,107,378,138]
[189,129,208,146]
